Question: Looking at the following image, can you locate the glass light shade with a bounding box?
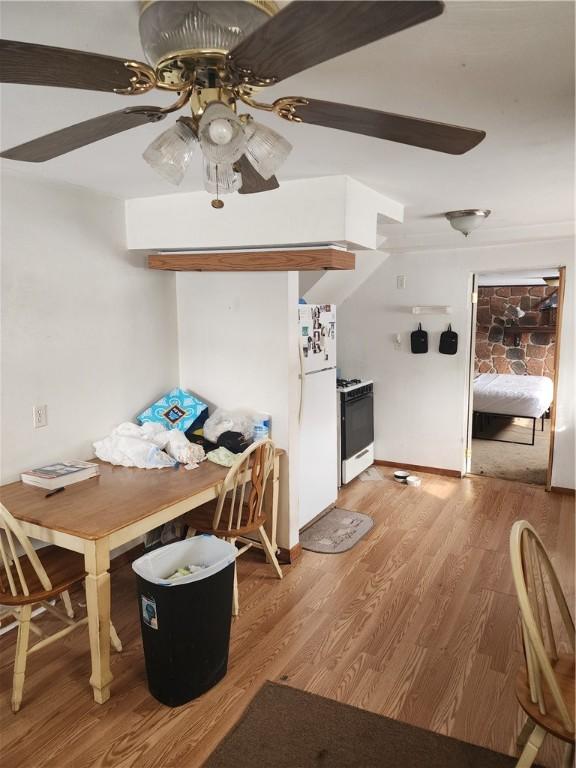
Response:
[445,209,491,237]
[143,120,197,185]
[203,159,242,195]
[450,214,483,235]
[198,102,246,163]
[139,1,271,66]
[244,120,292,180]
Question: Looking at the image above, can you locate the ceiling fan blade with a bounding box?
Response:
[0,39,154,93]
[0,108,167,162]
[236,156,279,194]
[228,1,444,85]
[291,99,486,155]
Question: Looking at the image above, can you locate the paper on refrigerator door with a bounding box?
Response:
[299,304,336,375]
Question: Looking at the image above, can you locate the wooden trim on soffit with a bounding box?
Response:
[374,460,462,478]
[148,248,355,272]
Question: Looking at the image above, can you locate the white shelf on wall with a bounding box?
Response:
[411,306,452,315]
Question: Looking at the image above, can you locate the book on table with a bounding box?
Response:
[21,460,99,490]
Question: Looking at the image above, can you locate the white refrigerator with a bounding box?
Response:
[298,304,338,529]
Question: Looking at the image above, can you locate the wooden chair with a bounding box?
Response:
[182,439,282,616]
[0,503,122,712]
[509,520,575,768]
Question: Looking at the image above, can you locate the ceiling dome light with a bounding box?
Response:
[142,118,197,185]
[244,119,292,180]
[199,102,246,163]
[139,1,274,67]
[445,209,491,237]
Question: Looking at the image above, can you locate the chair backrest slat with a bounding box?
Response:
[510,520,574,732]
[0,530,18,596]
[0,503,52,597]
[212,440,275,534]
[236,476,247,530]
[534,547,558,661]
[5,527,30,596]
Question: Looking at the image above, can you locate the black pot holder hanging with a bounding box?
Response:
[439,324,458,355]
[410,323,428,354]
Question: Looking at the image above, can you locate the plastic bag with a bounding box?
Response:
[203,408,258,444]
[164,430,205,465]
[132,536,236,586]
[93,422,176,469]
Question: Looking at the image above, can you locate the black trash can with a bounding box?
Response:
[132,535,236,707]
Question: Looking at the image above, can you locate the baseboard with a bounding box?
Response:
[278,543,302,564]
[550,486,575,496]
[374,460,462,479]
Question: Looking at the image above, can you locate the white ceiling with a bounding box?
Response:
[1,1,574,245]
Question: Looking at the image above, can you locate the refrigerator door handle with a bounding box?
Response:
[305,366,337,375]
[298,338,304,425]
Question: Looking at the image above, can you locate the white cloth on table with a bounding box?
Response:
[93,422,205,469]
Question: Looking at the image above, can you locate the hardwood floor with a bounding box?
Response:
[1,468,573,767]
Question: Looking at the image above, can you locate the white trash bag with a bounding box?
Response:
[132,535,236,586]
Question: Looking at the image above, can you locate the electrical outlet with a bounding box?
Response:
[33,404,48,429]
[396,275,406,289]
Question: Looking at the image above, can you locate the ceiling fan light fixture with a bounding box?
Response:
[244,119,292,180]
[445,209,491,237]
[202,158,242,195]
[138,1,275,67]
[143,119,197,185]
[198,102,246,163]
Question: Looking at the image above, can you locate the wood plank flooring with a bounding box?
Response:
[1,468,573,767]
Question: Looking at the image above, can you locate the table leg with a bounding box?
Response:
[84,539,112,704]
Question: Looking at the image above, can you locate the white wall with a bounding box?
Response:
[337,238,575,489]
[125,176,404,251]
[304,250,390,306]
[176,271,300,549]
[0,173,179,482]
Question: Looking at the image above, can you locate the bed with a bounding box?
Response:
[473,373,554,446]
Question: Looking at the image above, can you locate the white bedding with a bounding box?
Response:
[473,373,554,419]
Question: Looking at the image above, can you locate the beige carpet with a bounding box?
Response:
[203,682,532,767]
[471,416,550,485]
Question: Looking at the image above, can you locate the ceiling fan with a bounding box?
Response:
[0,0,486,208]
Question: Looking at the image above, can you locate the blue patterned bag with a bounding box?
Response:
[138,388,209,434]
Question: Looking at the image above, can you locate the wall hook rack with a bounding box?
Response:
[411,306,452,315]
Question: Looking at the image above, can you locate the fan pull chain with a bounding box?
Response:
[211,164,224,209]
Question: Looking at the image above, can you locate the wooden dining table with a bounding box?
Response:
[0,454,281,704]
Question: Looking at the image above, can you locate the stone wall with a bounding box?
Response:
[475,286,556,377]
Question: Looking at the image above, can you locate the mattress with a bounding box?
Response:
[473,373,554,419]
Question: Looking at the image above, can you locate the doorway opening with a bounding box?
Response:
[466,267,565,487]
